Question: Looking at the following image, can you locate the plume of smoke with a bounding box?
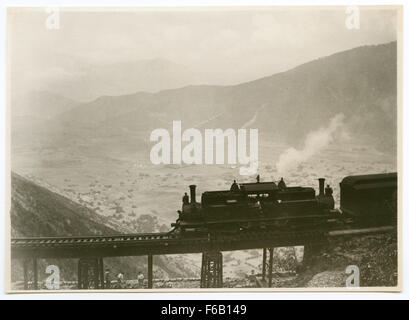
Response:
[276,113,345,174]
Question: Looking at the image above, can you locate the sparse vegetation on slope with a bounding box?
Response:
[10,172,198,288]
[292,233,397,288]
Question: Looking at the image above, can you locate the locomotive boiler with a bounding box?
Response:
[172,177,337,233]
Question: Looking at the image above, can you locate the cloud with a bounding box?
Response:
[8,7,398,97]
[276,113,345,174]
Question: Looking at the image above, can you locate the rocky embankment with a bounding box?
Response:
[292,232,398,288]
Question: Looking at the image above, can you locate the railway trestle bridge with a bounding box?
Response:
[10,226,395,290]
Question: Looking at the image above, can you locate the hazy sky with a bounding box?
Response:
[8,7,399,100]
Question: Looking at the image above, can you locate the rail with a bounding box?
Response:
[10,225,396,260]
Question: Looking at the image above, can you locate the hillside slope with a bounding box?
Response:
[10,172,119,238]
[297,233,398,288]
[10,172,198,287]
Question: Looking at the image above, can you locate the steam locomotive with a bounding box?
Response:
[171,173,397,234]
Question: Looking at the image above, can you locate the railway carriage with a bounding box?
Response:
[339,172,397,225]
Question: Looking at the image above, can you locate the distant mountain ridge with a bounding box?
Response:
[12,42,397,162]
[32,58,207,102]
[12,91,78,119]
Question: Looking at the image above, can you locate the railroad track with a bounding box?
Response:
[11,232,177,247]
[10,225,395,259]
[11,229,323,248]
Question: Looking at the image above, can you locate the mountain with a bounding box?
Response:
[11,91,79,141]
[46,42,396,154]
[12,41,397,166]
[11,91,78,120]
[37,58,206,102]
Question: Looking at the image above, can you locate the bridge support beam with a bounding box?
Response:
[268,248,274,287]
[77,258,104,289]
[33,258,38,290]
[261,248,274,287]
[200,251,223,288]
[262,248,267,281]
[23,259,29,290]
[20,258,39,290]
[303,244,323,267]
[148,255,153,289]
[98,258,104,289]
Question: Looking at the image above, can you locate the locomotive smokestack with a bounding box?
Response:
[189,185,196,203]
[318,178,325,196]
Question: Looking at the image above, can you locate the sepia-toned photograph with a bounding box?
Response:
[6,5,401,292]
